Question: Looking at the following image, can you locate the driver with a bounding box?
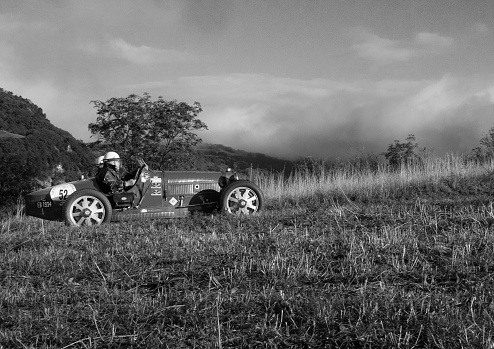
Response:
[97,151,145,207]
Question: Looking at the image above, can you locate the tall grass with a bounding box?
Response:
[3,153,494,347]
[0,195,26,221]
[255,154,494,203]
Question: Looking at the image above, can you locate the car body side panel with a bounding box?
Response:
[133,169,163,208]
[25,170,225,223]
[110,170,222,221]
[24,178,104,221]
[163,171,221,210]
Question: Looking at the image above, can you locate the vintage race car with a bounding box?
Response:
[24,166,263,227]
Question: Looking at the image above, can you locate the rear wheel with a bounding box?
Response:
[63,189,112,226]
[220,180,263,215]
[189,189,221,214]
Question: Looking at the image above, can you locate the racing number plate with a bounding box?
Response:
[36,200,52,209]
[49,183,77,202]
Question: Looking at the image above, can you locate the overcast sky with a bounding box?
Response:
[1,0,494,159]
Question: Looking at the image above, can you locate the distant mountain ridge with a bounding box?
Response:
[195,143,296,174]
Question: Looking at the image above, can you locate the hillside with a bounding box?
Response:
[0,88,93,205]
[0,130,24,139]
[195,143,296,174]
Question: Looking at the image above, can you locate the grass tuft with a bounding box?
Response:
[2,154,494,347]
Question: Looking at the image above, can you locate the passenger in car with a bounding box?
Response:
[93,155,104,176]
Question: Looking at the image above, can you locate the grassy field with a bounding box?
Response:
[2,156,494,348]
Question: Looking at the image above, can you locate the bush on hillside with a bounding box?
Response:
[0,88,94,207]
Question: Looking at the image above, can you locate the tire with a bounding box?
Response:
[63,189,112,227]
[220,180,263,215]
[189,189,221,214]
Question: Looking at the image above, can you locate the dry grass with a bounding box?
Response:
[257,154,494,203]
[2,154,494,348]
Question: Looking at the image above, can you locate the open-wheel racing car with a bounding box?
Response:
[24,166,263,227]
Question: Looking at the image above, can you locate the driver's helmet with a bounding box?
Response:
[103,151,121,170]
[95,155,104,168]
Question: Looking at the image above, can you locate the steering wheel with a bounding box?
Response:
[133,163,148,184]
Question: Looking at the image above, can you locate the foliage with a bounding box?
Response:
[0,139,39,206]
[88,93,207,171]
[382,134,422,169]
[468,125,494,163]
[480,125,494,151]
[0,88,93,207]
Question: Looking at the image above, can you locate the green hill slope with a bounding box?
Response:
[195,143,295,174]
[0,88,93,206]
[0,130,25,139]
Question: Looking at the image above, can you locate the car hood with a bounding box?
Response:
[24,178,103,220]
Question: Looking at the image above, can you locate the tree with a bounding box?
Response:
[382,134,421,169]
[88,93,207,170]
[0,139,40,207]
[480,126,494,152]
[468,126,494,163]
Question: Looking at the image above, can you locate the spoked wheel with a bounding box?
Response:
[220,180,263,215]
[63,189,112,226]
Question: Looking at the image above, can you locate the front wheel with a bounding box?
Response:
[220,180,263,215]
[63,189,112,226]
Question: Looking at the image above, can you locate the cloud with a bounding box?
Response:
[475,23,489,34]
[1,2,493,161]
[181,0,237,36]
[125,73,494,159]
[109,38,199,65]
[352,29,454,65]
[415,32,454,48]
[353,32,416,63]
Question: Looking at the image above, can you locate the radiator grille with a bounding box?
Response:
[167,181,220,195]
